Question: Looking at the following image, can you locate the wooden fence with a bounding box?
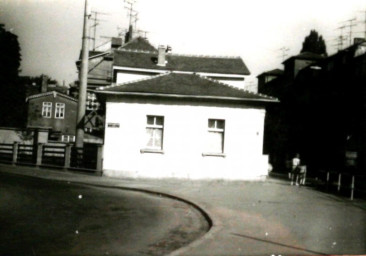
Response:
[0,142,103,174]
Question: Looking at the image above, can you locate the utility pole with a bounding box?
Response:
[76,0,90,148]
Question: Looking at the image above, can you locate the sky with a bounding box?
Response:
[0,0,366,90]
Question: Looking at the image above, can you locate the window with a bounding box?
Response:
[42,102,52,118]
[61,135,75,143]
[55,103,65,119]
[145,115,164,150]
[205,119,225,154]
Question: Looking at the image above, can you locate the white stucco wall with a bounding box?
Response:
[116,72,154,84]
[103,99,268,180]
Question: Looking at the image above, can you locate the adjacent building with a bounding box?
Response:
[26,91,77,143]
[258,40,366,175]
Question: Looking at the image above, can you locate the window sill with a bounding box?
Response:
[140,148,164,154]
[202,152,226,158]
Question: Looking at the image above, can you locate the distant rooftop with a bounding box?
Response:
[120,37,157,52]
[282,52,326,64]
[113,50,250,75]
[257,69,284,78]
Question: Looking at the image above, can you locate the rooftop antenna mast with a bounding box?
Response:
[335,25,347,51]
[124,0,137,28]
[342,18,357,46]
[279,47,289,61]
[133,12,139,30]
[90,11,108,51]
[137,29,149,38]
[117,26,127,37]
[364,10,366,40]
[360,10,366,40]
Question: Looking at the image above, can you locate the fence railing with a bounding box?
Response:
[70,145,99,170]
[42,145,66,167]
[17,144,36,165]
[317,170,366,200]
[0,143,14,163]
[0,142,103,173]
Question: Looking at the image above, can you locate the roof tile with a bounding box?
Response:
[97,73,276,102]
[113,50,250,75]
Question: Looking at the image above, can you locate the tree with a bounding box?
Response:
[300,30,327,56]
[0,24,21,82]
[0,24,25,127]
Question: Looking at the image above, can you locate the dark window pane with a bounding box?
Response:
[156,116,164,125]
[208,119,215,128]
[147,116,154,125]
[217,120,225,129]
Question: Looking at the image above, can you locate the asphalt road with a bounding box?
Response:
[0,172,209,256]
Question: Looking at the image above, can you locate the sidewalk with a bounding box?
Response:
[1,164,366,256]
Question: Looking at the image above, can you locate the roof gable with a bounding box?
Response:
[113,50,250,75]
[26,91,78,103]
[120,37,158,52]
[96,73,276,103]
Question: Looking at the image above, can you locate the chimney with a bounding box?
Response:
[111,37,123,49]
[354,38,366,45]
[41,75,48,93]
[157,45,166,66]
[124,24,134,43]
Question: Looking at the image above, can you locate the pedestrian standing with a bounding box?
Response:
[291,153,301,186]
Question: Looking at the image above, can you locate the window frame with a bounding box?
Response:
[55,102,65,119]
[61,135,75,143]
[141,115,165,154]
[203,119,226,157]
[42,102,52,118]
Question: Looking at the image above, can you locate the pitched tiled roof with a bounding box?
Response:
[113,50,250,75]
[96,73,277,102]
[26,91,78,102]
[120,37,158,52]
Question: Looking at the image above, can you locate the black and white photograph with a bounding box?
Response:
[0,0,365,255]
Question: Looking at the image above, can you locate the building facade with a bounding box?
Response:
[96,73,277,180]
[26,91,77,143]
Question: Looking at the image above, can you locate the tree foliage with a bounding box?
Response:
[0,24,25,127]
[300,30,327,56]
[0,24,21,81]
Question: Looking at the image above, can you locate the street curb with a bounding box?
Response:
[70,181,220,256]
[0,165,219,256]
